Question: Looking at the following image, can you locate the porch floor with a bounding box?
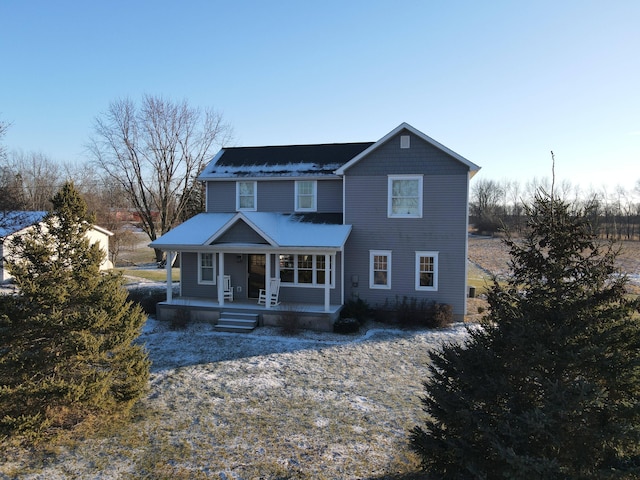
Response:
[159,296,342,315]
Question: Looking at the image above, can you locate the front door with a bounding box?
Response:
[247,254,265,299]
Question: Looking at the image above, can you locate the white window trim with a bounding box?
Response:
[369,250,392,289]
[236,181,257,211]
[198,252,216,285]
[295,180,317,212]
[279,253,335,288]
[415,251,438,291]
[388,175,423,218]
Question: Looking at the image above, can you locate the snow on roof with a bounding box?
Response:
[149,213,235,247]
[0,211,48,238]
[200,162,345,179]
[198,143,374,180]
[150,212,352,250]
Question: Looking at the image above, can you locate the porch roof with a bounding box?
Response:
[150,212,352,251]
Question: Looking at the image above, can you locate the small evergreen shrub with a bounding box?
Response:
[333,317,360,334]
[372,296,453,328]
[340,298,370,323]
[429,302,453,328]
[127,288,166,315]
[169,308,190,331]
[279,305,302,335]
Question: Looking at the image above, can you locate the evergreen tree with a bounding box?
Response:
[0,182,149,439]
[410,190,640,479]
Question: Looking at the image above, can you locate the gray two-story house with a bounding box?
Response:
[151,123,480,331]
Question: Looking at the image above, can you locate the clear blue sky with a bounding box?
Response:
[1,0,639,194]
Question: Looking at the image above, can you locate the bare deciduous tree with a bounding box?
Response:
[1,150,62,211]
[470,178,505,234]
[88,95,232,262]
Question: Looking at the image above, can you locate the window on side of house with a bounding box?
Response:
[388,175,423,218]
[415,251,438,291]
[370,250,391,289]
[198,252,216,284]
[236,181,257,211]
[295,180,317,212]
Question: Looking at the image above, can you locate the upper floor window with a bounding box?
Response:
[198,252,216,285]
[295,180,317,212]
[236,181,256,211]
[415,251,438,291]
[370,250,391,289]
[388,175,423,218]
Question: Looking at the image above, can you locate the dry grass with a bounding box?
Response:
[0,323,470,479]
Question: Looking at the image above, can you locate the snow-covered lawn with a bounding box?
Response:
[1,318,471,480]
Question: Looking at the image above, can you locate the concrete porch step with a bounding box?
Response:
[215,312,259,333]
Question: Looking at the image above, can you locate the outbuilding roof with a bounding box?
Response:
[0,211,48,238]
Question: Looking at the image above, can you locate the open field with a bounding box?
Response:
[468,236,640,296]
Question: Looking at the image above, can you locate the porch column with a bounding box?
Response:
[324,253,330,312]
[218,252,225,306]
[166,251,174,303]
[265,253,272,309]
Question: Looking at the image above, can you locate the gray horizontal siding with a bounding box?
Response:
[181,252,218,299]
[344,167,470,316]
[207,179,342,214]
[216,221,269,244]
[345,131,468,177]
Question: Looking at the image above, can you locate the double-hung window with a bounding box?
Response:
[198,252,216,284]
[295,180,317,212]
[415,251,438,291]
[236,181,256,211]
[388,175,423,218]
[370,250,391,289]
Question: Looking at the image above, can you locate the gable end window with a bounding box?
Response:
[236,181,257,211]
[295,180,317,212]
[370,250,391,289]
[415,251,438,291]
[388,175,423,218]
[198,252,216,285]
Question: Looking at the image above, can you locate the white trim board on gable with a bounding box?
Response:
[334,122,481,176]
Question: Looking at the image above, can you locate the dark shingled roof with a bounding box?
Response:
[216,143,374,167]
[201,142,375,178]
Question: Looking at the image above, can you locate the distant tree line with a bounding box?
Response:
[0,96,232,264]
[471,177,640,240]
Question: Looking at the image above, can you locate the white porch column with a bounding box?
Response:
[324,253,330,312]
[166,251,174,303]
[265,253,272,309]
[218,252,225,306]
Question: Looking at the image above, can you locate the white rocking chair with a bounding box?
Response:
[258,278,281,307]
[223,275,234,302]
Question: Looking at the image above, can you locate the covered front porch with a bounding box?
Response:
[150,211,352,332]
